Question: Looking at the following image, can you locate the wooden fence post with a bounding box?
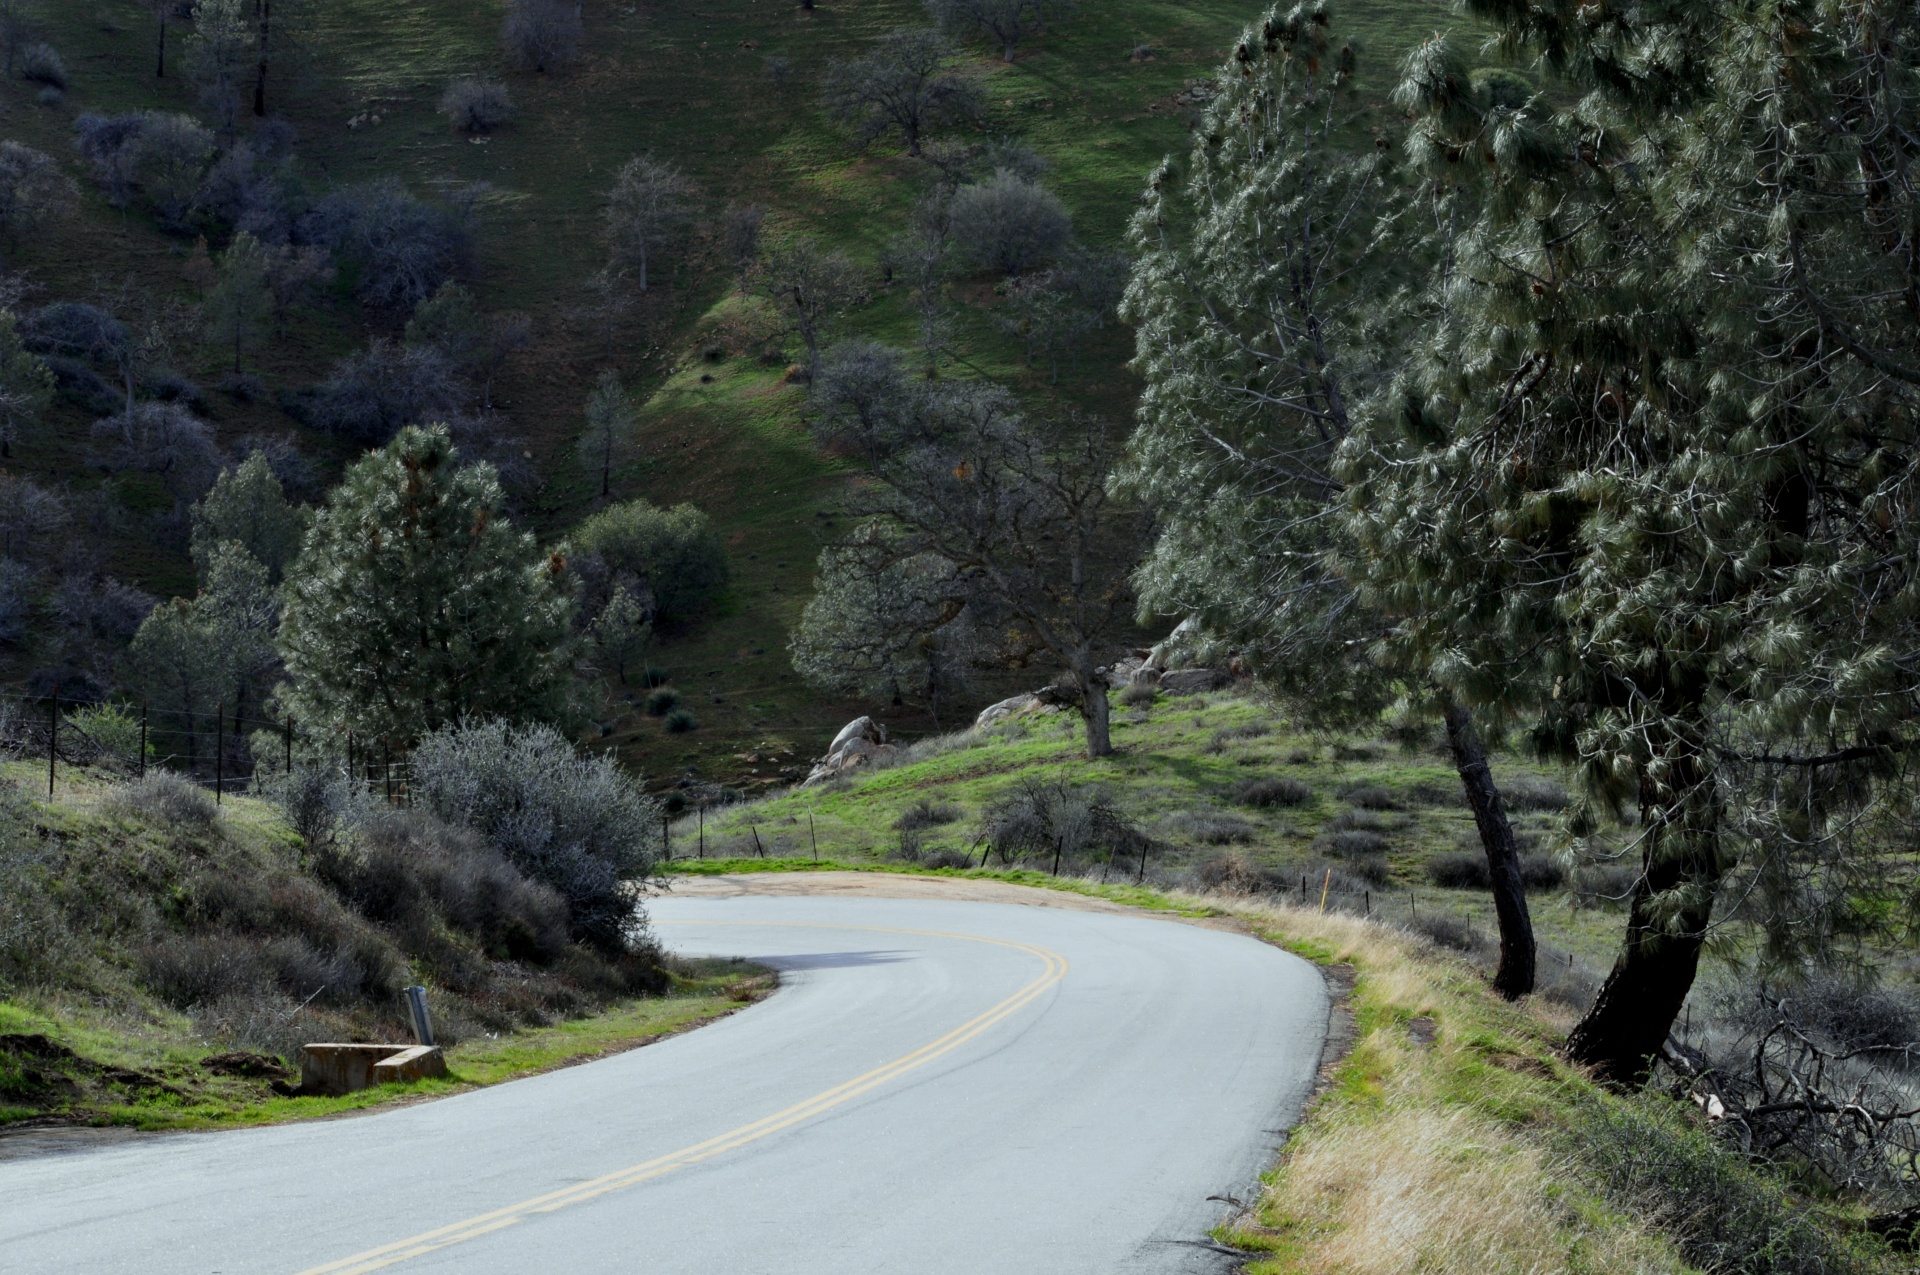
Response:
[215,701,224,804]
[46,689,56,799]
[284,715,293,774]
[139,701,148,779]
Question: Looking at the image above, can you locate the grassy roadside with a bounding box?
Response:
[663,860,1896,1274]
[2,958,773,1134]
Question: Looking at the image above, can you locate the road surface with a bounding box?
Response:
[0,884,1327,1274]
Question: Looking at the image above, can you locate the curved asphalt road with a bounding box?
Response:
[0,889,1327,1274]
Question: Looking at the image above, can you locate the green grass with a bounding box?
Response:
[7,0,1469,784]
[2,958,772,1132]
[665,686,1625,947]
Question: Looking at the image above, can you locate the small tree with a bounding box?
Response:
[842,384,1145,757]
[756,237,859,381]
[604,156,696,292]
[277,424,574,743]
[948,169,1072,276]
[206,230,271,373]
[91,402,222,515]
[586,584,650,684]
[126,597,226,772]
[823,27,980,157]
[260,241,331,335]
[579,369,637,498]
[405,281,486,372]
[888,207,956,377]
[0,311,52,459]
[190,451,306,583]
[927,0,1074,62]
[791,523,975,725]
[569,498,729,625]
[813,338,910,466]
[503,0,581,74]
[439,76,514,133]
[722,202,765,285]
[0,142,74,259]
[186,0,253,139]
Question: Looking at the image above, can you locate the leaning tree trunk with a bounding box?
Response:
[1440,697,1535,998]
[1565,741,1724,1086]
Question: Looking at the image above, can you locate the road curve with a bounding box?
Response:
[0,887,1328,1274]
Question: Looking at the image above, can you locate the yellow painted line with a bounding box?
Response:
[293,921,1068,1275]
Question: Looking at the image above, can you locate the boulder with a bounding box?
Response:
[802,717,899,786]
[1160,668,1230,695]
[973,693,1048,729]
[829,715,887,753]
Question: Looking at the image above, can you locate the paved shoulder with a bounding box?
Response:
[0,887,1326,1275]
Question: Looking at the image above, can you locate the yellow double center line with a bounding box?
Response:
[295,921,1069,1275]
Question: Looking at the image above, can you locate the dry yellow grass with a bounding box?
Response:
[1185,893,1695,1275]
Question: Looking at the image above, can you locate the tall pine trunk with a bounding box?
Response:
[1440,697,1535,998]
[155,14,167,78]
[1565,739,1723,1085]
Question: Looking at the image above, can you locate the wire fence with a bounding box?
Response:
[0,687,414,806]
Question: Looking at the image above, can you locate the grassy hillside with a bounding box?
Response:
[675,683,1629,989]
[2,0,1462,785]
[0,763,766,1131]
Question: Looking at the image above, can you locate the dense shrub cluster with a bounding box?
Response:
[569,499,730,626]
[410,720,664,953]
[1236,776,1312,807]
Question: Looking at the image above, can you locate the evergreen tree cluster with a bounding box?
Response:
[1124,0,1920,1081]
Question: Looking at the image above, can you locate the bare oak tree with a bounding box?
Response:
[823,27,980,157]
[603,156,697,292]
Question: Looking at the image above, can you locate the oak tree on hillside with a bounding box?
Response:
[755,237,859,382]
[603,156,697,293]
[823,27,980,157]
[503,0,582,74]
[927,0,1074,62]
[0,311,52,460]
[578,369,637,499]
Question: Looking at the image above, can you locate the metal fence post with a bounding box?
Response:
[215,701,224,804]
[139,701,148,779]
[46,689,56,799]
[382,741,392,804]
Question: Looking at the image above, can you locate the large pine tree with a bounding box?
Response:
[277,425,574,746]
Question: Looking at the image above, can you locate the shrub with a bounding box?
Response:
[1325,808,1389,833]
[1414,913,1485,953]
[344,812,570,964]
[1209,721,1271,747]
[981,776,1147,869]
[1118,681,1156,707]
[302,178,478,309]
[263,765,357,850]
[23,301,127,360]
[502,0,581,73]
[895,800,962,831]
[20,43,65,90]
[106,772,216,829]
[1520,855,1566,889]
[1237,776,1311,807]
[1427,851,1489,889]
[1573,863,1637,908]
[410,720,662,953]
[1192,851,1262,894]
[439,76,514,133]
[947,168,1071,276]
[1322,828,1389,858]
[641,666,672,688]
[1345,853,1392,886]
[664,709,698,734]
[1502,774,1569,811]
[921,847,973,870]
[1166,809,1255,845]
[1340,784,1402,810]
[1562,1097,1862,1275]
[643,687,680,716]
[294,339,462,444]
[570,499,729,623]
[66,703,144,770]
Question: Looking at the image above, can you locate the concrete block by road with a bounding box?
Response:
[300,1044,446,1096]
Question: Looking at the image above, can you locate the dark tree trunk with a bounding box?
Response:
[1441,697,1535,998]
[1076,661,1111,758]
[155,15,167,78]
[253,0,268,115]
[1565,744,1723,1086]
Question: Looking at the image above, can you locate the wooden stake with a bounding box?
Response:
[138,701,148,779]
[809,810,818,863]
[46,690,56,799]
[215,701,224,804]
[1319,867,1331,913]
